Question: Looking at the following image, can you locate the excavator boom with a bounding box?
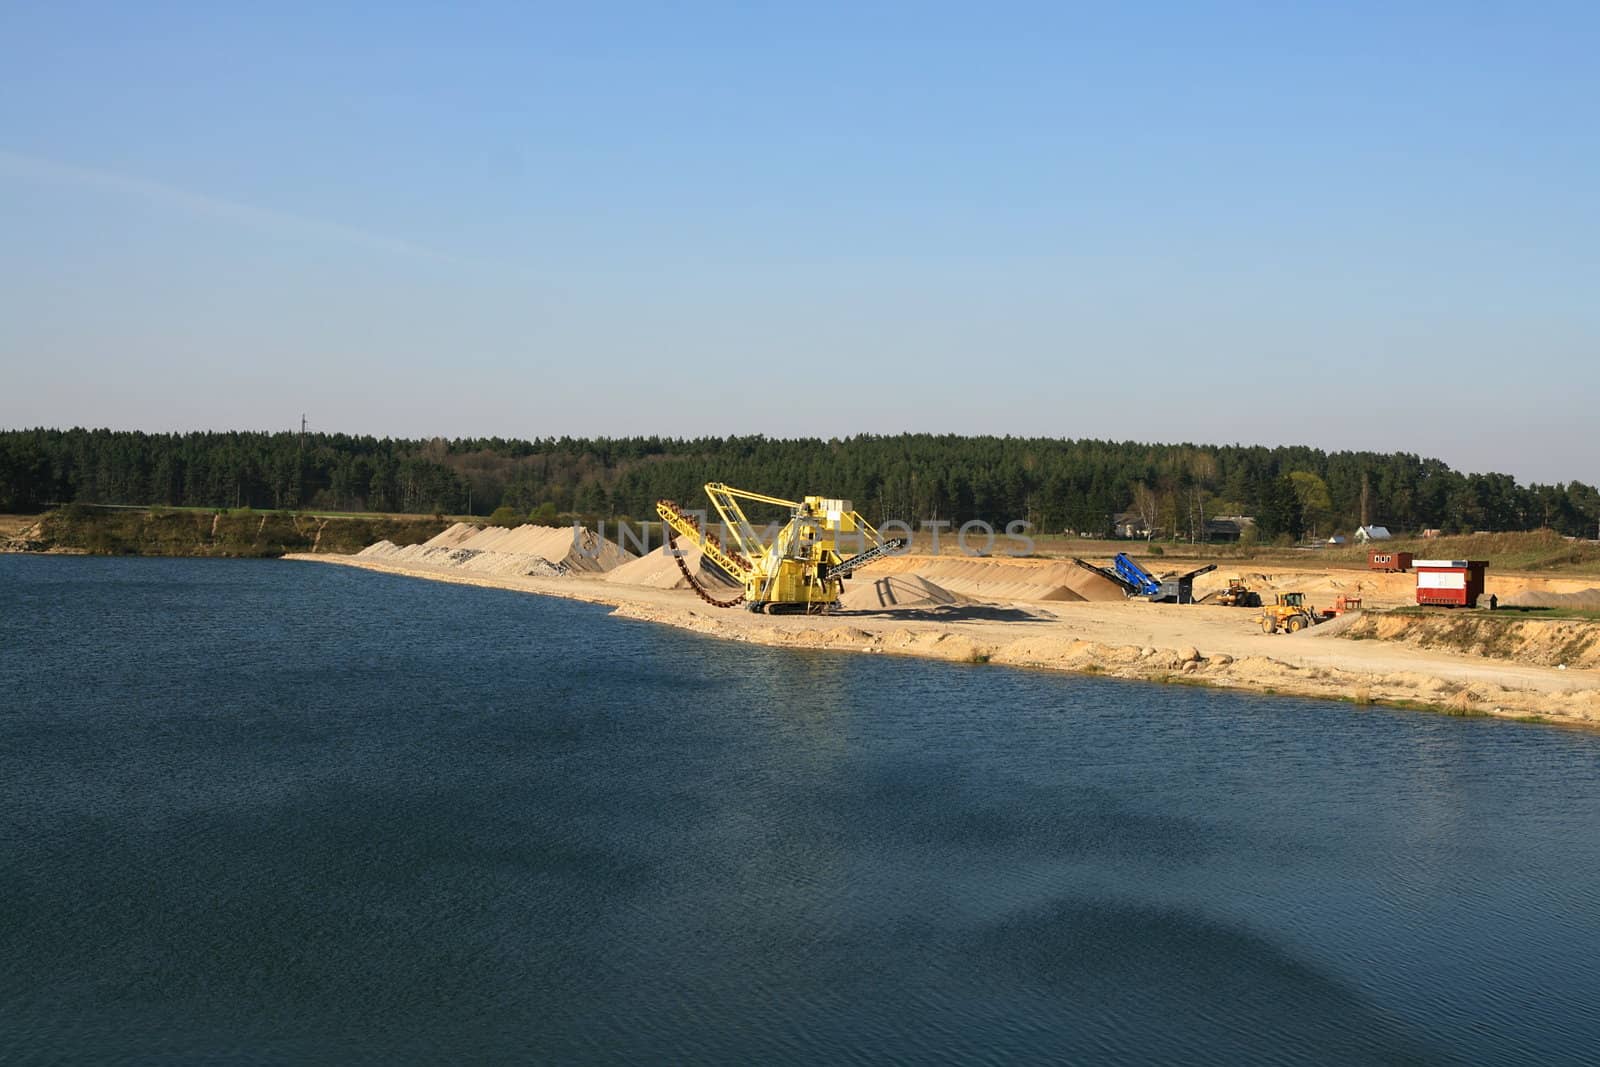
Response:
[655,483,903,613]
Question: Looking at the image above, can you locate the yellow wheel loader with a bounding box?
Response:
[1259,592,1322,634]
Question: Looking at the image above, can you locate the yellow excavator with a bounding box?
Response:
[656,483,906,613]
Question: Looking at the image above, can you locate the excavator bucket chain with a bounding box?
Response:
[657,499,754,572]
[658,499,747,608]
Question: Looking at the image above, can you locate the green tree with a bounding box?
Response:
[1287,471,1333,539]
[1,427,1593,539]
[1258,474,1305,541]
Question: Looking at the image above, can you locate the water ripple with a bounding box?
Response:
[3,555,1599,1063]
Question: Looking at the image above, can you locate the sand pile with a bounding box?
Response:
[356,523,633,577]
[871,557,1126,603]
[1054,563,1131,602]
[837,573,968,611]
[605,543,741,591]
[1504,588,1600,610]
[423,521,481,549]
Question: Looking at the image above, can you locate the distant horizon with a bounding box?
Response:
[3,421,1591,489]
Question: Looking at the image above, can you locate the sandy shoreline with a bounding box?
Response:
[286,553,1600,727]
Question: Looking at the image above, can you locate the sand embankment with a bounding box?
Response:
[285,549,1600,727]
[1342,612,1600,670]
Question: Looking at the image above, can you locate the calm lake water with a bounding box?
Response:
[3,555,1599,1064]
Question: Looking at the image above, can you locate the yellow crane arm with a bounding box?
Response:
[702,482,797,564]
[706,483,800,509]
[655,499,756,582]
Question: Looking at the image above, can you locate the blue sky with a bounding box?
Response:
[1,2,1595,482]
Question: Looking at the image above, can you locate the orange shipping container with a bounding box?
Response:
[1368,550,1413,572]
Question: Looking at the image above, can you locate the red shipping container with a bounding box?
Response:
[1368,550,1413,572]
[1413,560,1488,607]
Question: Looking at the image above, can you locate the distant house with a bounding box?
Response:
[1114,510,1153,540]
[1205,519,1242,542]
[1354,525,1392,542]
[1421,528,1442,539]
[1327,534,1348,545]
[1114,511,1251,542]
[1203,515,1254,543]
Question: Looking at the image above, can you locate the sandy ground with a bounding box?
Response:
[286,551,1600,727]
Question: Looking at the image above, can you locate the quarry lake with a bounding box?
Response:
[4,555,1600,1064]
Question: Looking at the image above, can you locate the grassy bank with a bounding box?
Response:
[1318,529,1600,574]
[14,506,450,558]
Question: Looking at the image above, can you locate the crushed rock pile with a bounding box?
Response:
[357,522,633,578]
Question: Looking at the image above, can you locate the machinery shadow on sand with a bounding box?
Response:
[838,604,1046,623]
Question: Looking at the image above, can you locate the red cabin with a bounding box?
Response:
[1413,560,1488,608]
[1368,549,1413,573]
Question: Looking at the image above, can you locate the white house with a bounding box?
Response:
[1354,525,1392,542]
